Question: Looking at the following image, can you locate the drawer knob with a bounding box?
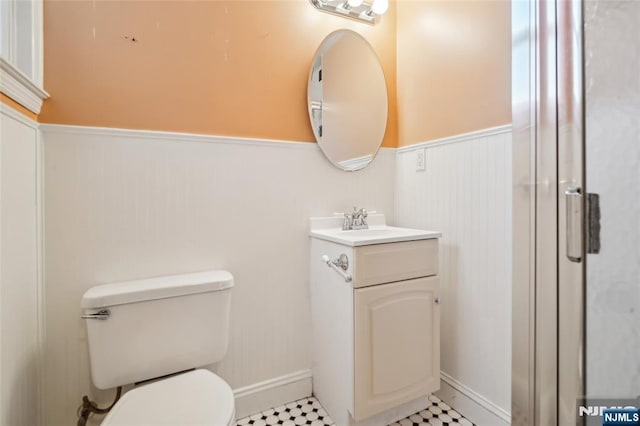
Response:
[435,298,441,304]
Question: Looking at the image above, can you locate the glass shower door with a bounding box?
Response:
[512,1,640,424]
[582,0,640,423]
[559,1,640,424]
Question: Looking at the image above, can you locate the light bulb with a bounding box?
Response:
[371,0,388,14]
[348,0,364,7]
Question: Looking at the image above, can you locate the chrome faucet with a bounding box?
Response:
[342,207,369,230]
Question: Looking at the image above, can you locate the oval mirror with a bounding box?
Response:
[307,30,388,172]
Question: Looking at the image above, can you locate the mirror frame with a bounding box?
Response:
[307,29,388,172]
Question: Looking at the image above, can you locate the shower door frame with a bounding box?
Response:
[512,0,586,424]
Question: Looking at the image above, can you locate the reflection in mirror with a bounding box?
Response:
[307,30,388,171]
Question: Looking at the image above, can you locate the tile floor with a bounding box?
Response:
[236,395,474,426]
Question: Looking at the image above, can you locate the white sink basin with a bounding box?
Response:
[309,215,441,246]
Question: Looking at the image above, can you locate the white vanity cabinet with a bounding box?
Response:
[309,216,441,426]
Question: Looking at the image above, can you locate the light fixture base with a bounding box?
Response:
[310,0,381,25]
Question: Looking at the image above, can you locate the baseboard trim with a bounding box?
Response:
[233,369,313,419]
[437,372,511,426]
[396,125,512,154]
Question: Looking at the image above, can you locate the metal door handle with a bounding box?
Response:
[565,187,583,262]
[81,309,111,320]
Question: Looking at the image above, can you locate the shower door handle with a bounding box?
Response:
[565,187,583,262]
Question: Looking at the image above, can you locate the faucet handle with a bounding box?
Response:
[361,209,368,226]
[342,212,352,230]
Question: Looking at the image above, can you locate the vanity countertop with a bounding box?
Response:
[309,214,441,247]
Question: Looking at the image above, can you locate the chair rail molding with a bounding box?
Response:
[0,58,49,114]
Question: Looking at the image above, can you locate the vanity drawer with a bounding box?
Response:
[353,239,438,288]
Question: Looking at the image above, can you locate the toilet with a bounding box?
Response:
[81,270,235,425]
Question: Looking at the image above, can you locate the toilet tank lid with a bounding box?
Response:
[81,270,234,309]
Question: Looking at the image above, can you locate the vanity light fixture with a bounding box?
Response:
[310,0,389,24]
[370,0,389,15]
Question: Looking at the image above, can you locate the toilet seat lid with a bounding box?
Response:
[102,369,234,426]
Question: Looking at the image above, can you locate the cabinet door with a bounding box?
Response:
[353,277,440,421]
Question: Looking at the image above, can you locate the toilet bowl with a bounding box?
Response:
[81,271,235,425]
[102,370,234,426]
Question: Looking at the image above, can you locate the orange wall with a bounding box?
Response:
[396,0,511,146]
[1,93,38,121]
[39,0,398,147]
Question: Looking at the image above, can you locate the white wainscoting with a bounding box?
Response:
[0,104,43,426]
[395,126,512,425]
[40,124,396,425]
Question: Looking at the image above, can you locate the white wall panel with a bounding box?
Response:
[0,106,41,426]
[41,125,396,426]
[395,129,512,420]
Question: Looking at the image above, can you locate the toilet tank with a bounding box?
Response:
[81,270,233,390]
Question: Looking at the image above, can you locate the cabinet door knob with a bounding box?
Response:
[435,298,441,304]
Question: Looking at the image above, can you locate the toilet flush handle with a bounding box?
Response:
[81,309,111,320]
